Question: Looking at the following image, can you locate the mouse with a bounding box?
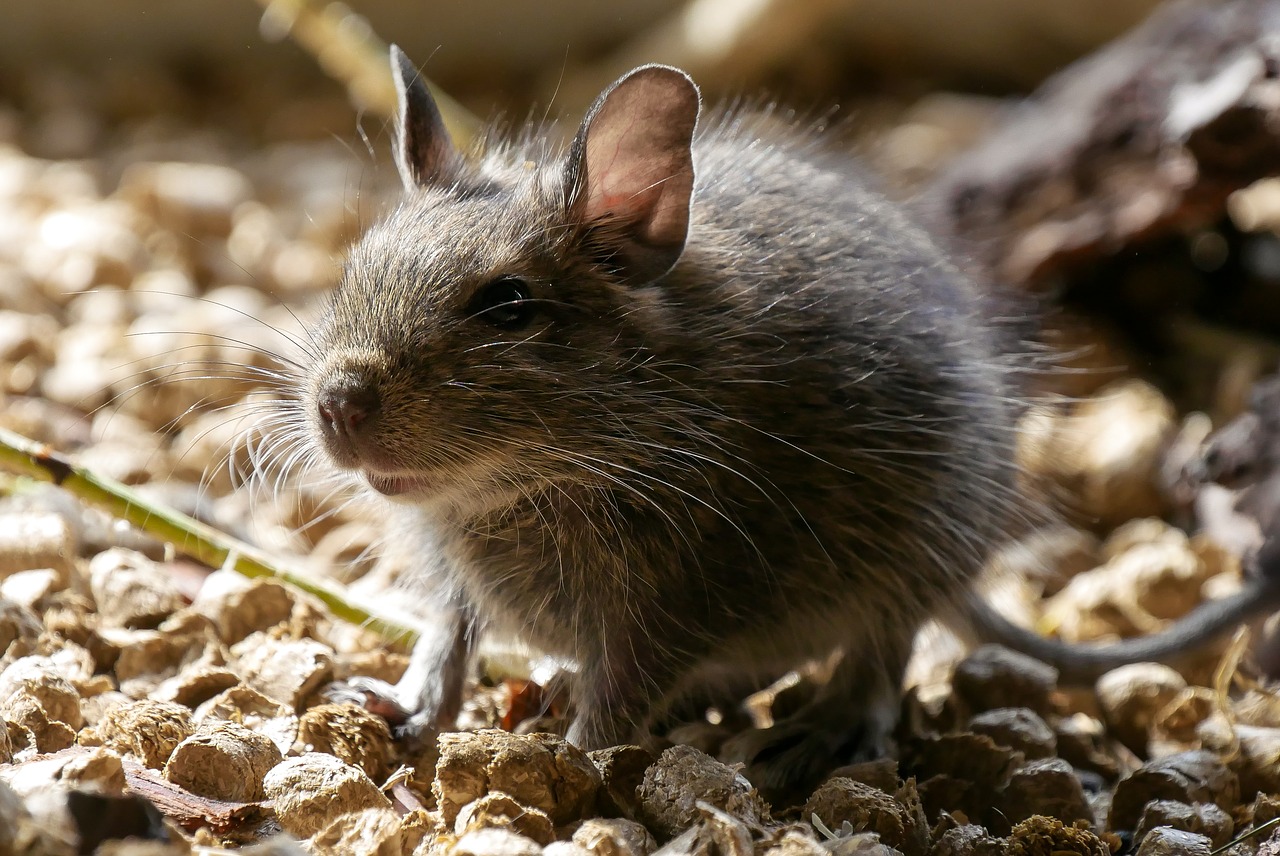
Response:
[293,46,1280,792]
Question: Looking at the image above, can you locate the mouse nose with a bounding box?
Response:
[316,374,382,448]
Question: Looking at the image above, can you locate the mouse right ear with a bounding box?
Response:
[390,45,460,190]
[565,65,700,285]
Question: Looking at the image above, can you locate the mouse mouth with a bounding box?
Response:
[362,471,432,497]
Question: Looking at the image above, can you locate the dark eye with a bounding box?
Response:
[469,277,536,330]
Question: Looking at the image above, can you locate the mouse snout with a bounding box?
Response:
[315,371,383,458]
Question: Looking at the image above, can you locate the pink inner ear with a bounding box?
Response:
[579,71,698,252]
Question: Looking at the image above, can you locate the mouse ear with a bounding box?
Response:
[390,45,460,190]
[565,65,700,284]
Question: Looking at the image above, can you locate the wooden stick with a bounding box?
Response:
[0,426,417,650]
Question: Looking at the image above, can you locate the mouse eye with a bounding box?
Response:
[469,277,535,330]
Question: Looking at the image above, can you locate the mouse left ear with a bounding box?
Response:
[565,65,700,284]
[391,45,460,190]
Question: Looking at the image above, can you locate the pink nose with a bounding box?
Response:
[316,377,382,446]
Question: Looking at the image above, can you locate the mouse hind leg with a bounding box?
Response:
[718,623,915,798]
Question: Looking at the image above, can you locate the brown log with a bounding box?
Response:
[924,0,1280,288]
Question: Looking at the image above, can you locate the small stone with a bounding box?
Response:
[804,777,928,856]
[93,698,194,769]
[88,548,184,630]
[435,730,601,827]
[1109,751,1239,831]
[1096,663,1189,753]
[195,685,298,755]
[263,752,390,838]
[967,708,1057,759]
[1134,801,1233,850]
[455,793,556,845]
[952,645,1058,715]
[0,512,76,581]
[232,633,334,708]
[572,818,657,856]
[999,758,1092,830]
[296,702,394,783]
[637,744,769,840]
[164,721,283,802]
[1134,827,1212,856]
[192,573,295,644]
[310,806,416,856]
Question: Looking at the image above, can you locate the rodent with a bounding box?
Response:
[297,46,1280,791]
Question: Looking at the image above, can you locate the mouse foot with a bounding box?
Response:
[720,721,889,800]
[719,701,896,800]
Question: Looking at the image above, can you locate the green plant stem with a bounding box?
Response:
[0,426,417,650]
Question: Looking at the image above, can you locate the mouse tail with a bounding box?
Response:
[963,575,1280,684]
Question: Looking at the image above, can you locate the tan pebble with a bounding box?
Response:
[435,730,601,827]
[93,698,194,769]
[692,800,755,856]
[296,702,394,783]
[0,656,84,730]
[1006,815,1109,855]
[1134,800,1232,850]
[804,777,927,856]
[455,793,556,845]
[104,627,210,693]
[1096,663,1187,753]
[999,758,1092,830]
[928,824,1003,856]
[450,828,544,856]
[232,632,334,708]
[0,567,65,610]
[637,744,767,840]
[572,818,656,856]
[0,746,126,799]
[588,744,654,820]
[88,548,184,629]
[263,752,390,838]
[165,720,283,802]
[150,663,239,707]
[0,512,76,581]
[195,685,298,755]
[952,644,1058,714]
[967,708,1056,759]
[192,572,295,644]
[311,806,412,856]
[1134,827,1211,856]
[1109,750,1238,831]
